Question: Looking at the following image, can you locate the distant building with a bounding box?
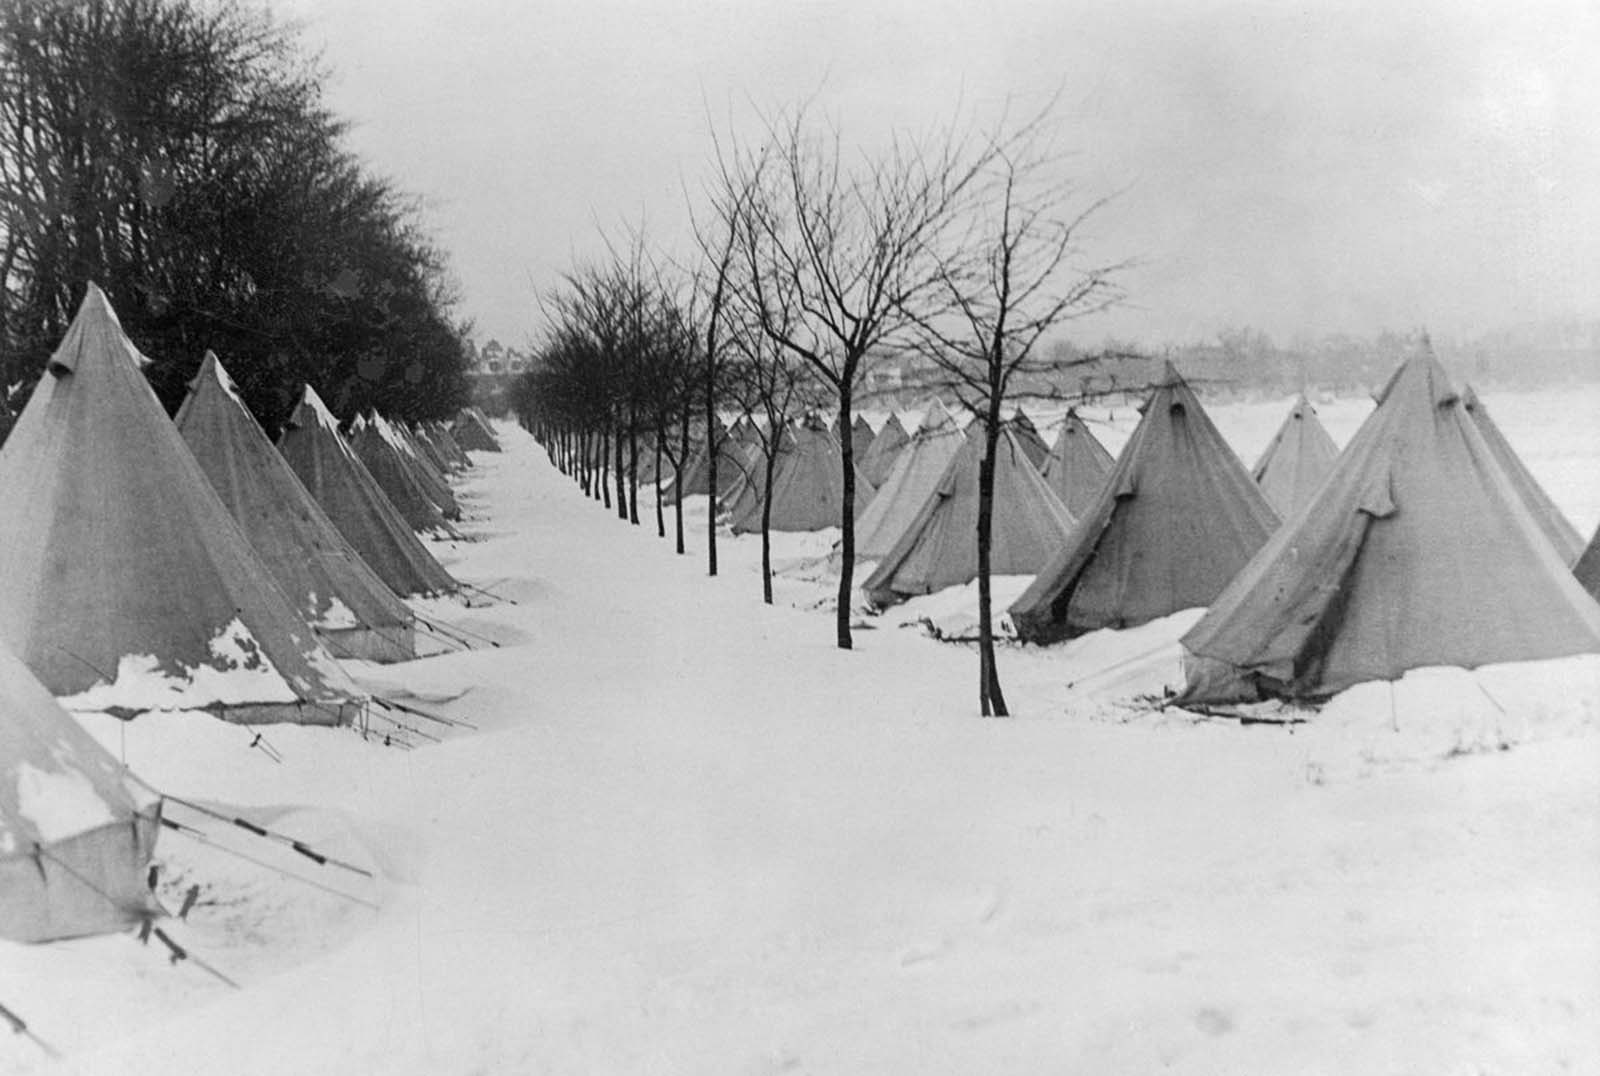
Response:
[466,338,531,415]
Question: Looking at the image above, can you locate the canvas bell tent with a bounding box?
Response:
[176,353,418,664]
[1009,409,1050,470]
[725,417,874,534]
[278,385,460,599]
[853,400,969,563]
[452,407,501,452]
[863,425,1075,607]
[1251,394,1340,518]
[1039,409,1114,519]
[849,415,876,460]
[352,414,462,535]
[0,641,162,942]
[1578,527,1600,600]
[1461,386,1584,566]
[856,412,910,487]
[1179,349,1600,705]
[672,418,751,499]
[0,285,364,724]
[1010,363,1280,644]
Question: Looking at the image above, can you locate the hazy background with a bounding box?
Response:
[279,0,1600,349]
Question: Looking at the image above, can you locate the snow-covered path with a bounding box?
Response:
[7,419,1598,1074]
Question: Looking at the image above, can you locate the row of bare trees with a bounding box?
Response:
[518,97,1128,716]
[0,0,471,431]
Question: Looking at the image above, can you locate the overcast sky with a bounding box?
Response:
[280,0,1600,349]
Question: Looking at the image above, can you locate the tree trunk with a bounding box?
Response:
[977,404,1009,716]
[613,419,628,520]
[600,426,612,509]
[705,376,719,578]
[834,379,857,649]
[675,399,689,555]
[653,421,666,538]
[627,414,640,526]
[760,438,779,604]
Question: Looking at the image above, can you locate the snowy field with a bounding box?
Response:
[4,387,1600,1075]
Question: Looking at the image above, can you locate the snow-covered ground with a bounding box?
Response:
[4,388,1599,1075]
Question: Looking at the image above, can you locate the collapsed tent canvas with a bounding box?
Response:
[1010,363,1280,644]
[856,413,910,487]
[0,640,163,942]
[1039,409,1115,519]
[0,286,364,724]
[1180,349,1600,705]
[725,417,874,534]
[853,400,968,562]
[1251,394,1340,518]
[278,386,460,599]
[175,353,417,664]
[1462,386,1584,566]
[863,425,1075,607]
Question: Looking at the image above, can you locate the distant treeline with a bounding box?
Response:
[0,0,472,434]
[869,321,1600,408]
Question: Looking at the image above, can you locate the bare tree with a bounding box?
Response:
[715,101,994,649]
[722,296,825,603]
[907,112,1128,716]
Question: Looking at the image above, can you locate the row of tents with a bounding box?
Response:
[2,285,500,943]
[648,348,1600,709]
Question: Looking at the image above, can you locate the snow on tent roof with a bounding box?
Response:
[1179,348,1600,705]
[853,399,968,562]
[0,639,162,941]
[176,353,417,664]
[452,408,501,452]
[372,411,462,522]
[0,285,365,725]
[1251,394,1340,518]
[856,412,909,487]
[1461,386,1584,567]
[1039,409,1115,520]
[1010,362,1280,644]
[725,417,874,534]
[352,414,463,536]
[279,385,459,598]
[427,421,472,469]
[863,425,1075,606]
[409,421,455,475]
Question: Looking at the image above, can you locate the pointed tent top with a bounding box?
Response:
[917,399,958,435]
[0,286,365,722]
[295,384,342,433]
[1182,346,1600,703]
[1011,368,1279,643]
[190,350,246,407]
[1375,341,1457,410]
[48,282,148,377]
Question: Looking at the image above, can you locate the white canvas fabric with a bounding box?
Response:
[0,286,365,724]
